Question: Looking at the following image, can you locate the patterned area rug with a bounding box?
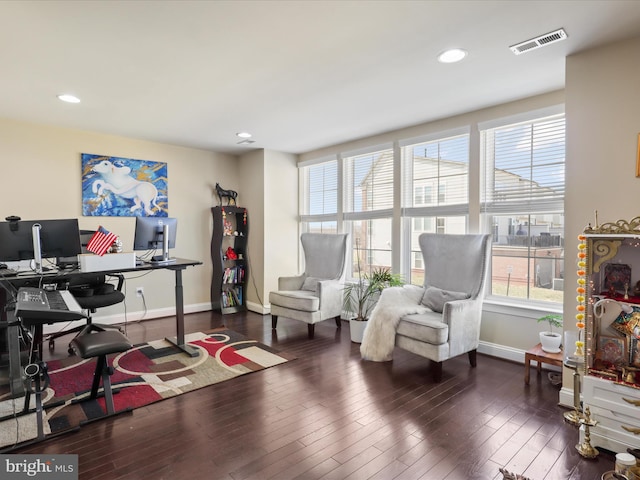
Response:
[0,330,294,449]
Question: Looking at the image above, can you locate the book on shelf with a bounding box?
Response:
[222,266,245,284]
[222,286,243,307]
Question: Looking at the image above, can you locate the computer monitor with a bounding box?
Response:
[0,220,33,261]
[0,219,82,271]
[133,217,177,263]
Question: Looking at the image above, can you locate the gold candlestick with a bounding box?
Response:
[576,406,599,459]
[564,361,583,426]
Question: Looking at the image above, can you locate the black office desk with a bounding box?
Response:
[1,257,202,397]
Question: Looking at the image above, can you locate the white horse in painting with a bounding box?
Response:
[92,160,159,215]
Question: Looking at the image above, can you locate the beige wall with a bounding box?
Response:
[263,150,299,308]
[238,149,299,314]
[0,118,238,321]
[238,149,265,312]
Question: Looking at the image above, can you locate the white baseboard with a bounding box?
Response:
[248,301,269,315]
[478,340,562,374]
[477,340,525,364]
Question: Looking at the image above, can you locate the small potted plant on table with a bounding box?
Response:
[537,314,563,353]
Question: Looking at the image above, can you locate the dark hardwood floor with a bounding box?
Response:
[12,311,615,479]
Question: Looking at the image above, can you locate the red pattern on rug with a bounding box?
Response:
[40,330,293,432]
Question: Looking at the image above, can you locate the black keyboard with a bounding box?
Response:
[15,287,85,323]
[46,290,69,310]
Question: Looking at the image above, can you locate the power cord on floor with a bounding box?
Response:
[246,251,265,309]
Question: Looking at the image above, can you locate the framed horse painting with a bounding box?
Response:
[81,153,168,217]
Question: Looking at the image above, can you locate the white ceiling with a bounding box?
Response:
[2,1,640,155]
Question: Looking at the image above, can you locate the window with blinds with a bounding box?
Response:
[304,160,338,216]
[300,159,338,234]
[481,113,565,303]
[403,134,469,210]
[343,147,394,277]
[481,115,565,213]
[343,148,394,215]
[401,133,469,284]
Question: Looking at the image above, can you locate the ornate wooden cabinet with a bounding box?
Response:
[211,206,248,314]
[579,217,640,453]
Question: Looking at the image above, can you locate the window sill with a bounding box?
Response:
[483,296,562,319]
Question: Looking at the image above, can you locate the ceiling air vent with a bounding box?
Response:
[237,139,256,145]
[510,28,567,55]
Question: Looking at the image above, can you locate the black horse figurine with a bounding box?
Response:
[216,183,238,206]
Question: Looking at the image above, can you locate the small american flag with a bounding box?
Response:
[86,226,117,256]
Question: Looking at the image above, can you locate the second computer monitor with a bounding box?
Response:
[133,217,177,262]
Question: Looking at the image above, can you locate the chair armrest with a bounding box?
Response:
[278,275,305,290]
[317,280,343,316]
[442,297,483,356]
[107,273,125,291]
[317,279,342,296]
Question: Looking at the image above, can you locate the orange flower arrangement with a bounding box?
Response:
[575,234,587,356]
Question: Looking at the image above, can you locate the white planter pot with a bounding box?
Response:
[539,331,562,353]
[349,319,367,343]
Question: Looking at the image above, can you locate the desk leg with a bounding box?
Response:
[524,354,531,385]
[165,267,198,357]
[7,313,24,397]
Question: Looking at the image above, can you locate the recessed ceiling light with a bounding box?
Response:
[57,94,81,103]
[236,132,252,138]
[437,48,467,64]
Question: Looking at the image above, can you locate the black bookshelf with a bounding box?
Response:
[211,206,248,314]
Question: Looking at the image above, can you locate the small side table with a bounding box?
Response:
[524,343,563,385]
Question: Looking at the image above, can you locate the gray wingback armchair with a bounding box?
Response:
[396,233,491,382]
[269,233,348,339]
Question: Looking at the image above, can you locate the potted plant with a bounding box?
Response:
[343,265,404,343]
[537,313,563,353]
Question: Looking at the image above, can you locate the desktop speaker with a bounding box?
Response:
[79,252,136,272]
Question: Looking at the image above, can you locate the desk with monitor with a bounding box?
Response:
[1,258,202,397]
[0,216,201,398]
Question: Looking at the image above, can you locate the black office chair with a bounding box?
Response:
[47,272,126,353]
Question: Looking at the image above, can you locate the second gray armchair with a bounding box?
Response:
[269,233,348,339]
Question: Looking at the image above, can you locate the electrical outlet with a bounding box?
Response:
[136,287,144,297]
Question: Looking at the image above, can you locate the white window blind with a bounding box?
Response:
[301,159,338,221]
[343,147,394,217]
[481,115,565,214]
[402,133,469,217]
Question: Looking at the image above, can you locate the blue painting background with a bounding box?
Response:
[81,153,168,217]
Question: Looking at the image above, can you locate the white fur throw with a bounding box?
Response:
[360,285,429,361]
